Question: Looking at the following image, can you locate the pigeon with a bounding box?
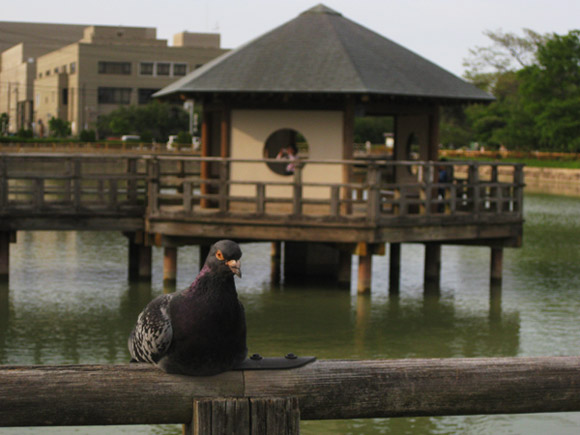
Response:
[128,239,247,376]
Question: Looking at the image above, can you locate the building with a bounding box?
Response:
[156,3,493,199]
[0,22,88,133]
[0,22,227,135]
[152,4,520,292]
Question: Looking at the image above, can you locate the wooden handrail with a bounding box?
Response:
[0,357,578,428]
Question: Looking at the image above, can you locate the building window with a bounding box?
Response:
[98,61,132,75]
[70,62,76,74]
[138,88,158,105]
[98,87,132,104]
[62,89,69,105]
[38,73,43,78]
[54,67,59,74]
[140,62,154,75]
[156,62,170,76]
[46,70,50,76]
[173,63,188,76]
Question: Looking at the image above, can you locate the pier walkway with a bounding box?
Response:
[0,153,524,290]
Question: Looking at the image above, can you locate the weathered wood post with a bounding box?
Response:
[490,247,503,285]
[356,242,373,294]
[424,242,441,294]
[185,397,300,435]
[164,247,178,285]
[0,231,15,282]
[127,232,152,282]
[270,241,281,284]
[389,243,401,294]
[337,248,352,288]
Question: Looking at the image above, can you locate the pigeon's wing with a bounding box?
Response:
[128,294,174,364]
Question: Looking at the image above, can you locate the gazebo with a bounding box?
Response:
[153,4,518,293]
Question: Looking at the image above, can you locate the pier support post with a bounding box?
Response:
[163,247,178,285]
[389,243,401,294]
[270,242,281,284]
[424,243,441,294]
[357,253,372,294]
[138,244,152,281]
[490,247,503,285]
[0,231,14,282]
[127,232,152,282]
[185,397,299,435]
[338,249,352,288]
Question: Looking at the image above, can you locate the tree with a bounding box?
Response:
[0,113,9,136]
[97,101,189,142]
[518,30,580,151]
[443,28,580,152]
[48,117,71,138]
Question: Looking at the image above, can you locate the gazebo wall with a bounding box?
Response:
[230,109,344,198]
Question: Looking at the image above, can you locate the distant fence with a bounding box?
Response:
[1,357,579,434]
[440,149,580,161]
[0,141,199,154]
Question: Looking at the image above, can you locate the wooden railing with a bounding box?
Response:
[0,154,524,228]
[0,357,578,433]
[148,157,525,225]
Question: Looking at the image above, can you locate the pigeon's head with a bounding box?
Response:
[206,240,242,278]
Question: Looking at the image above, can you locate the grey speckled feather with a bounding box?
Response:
[128,293,174,364]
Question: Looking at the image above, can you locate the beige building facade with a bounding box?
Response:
[0,22,227,135]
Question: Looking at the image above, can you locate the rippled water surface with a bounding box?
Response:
[0,193,579,434]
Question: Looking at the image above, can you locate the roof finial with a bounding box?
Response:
[301,4,342,16]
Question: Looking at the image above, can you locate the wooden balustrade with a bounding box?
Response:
[0,154,524,229]
[0,357,578,431]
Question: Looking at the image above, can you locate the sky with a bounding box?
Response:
[2,0,580,77]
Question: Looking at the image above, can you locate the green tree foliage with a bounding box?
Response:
[48,117,71,138]
[97,101,189,142]
[442,29,580,152]
[518,30,580,151]
[353,116,394,144]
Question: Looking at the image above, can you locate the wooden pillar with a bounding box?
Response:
[163,247,178,284]
[389,243,401,294]
[357,253,372,294]
[338,249,352,288]
[128,233,152,282]
[128,237,140,281]
[342,95,355,215]
[490,247,503,285]
[138,244,152,281]
[270,241,281,284]
[0,231,13,282]
[424,243,441,294]
[200,110,210,208]
[185,397,299,435]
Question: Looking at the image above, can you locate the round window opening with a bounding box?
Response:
[263,128,309,176]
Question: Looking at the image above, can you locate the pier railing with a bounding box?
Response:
[0,154,524,229]
[0,357,578,433]
[148,156,525,225]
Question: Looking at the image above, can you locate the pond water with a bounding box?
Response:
[0,193,579,434]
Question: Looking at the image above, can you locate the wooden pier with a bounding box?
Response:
[0,357,578,433]
[0,153,524,291]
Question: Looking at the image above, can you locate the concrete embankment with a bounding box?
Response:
[523,167,580,196]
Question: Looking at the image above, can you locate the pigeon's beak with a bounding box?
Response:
[227,259,242,278]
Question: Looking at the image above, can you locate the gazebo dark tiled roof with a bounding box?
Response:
[155,4,492,103]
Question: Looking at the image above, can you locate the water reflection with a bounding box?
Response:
[0,193,579,434]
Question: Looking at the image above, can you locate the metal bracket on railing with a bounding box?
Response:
[234,353,316,370]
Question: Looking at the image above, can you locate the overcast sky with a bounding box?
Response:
[3,0,580,77]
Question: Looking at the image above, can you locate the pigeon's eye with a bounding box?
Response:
[215,250,225,261]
